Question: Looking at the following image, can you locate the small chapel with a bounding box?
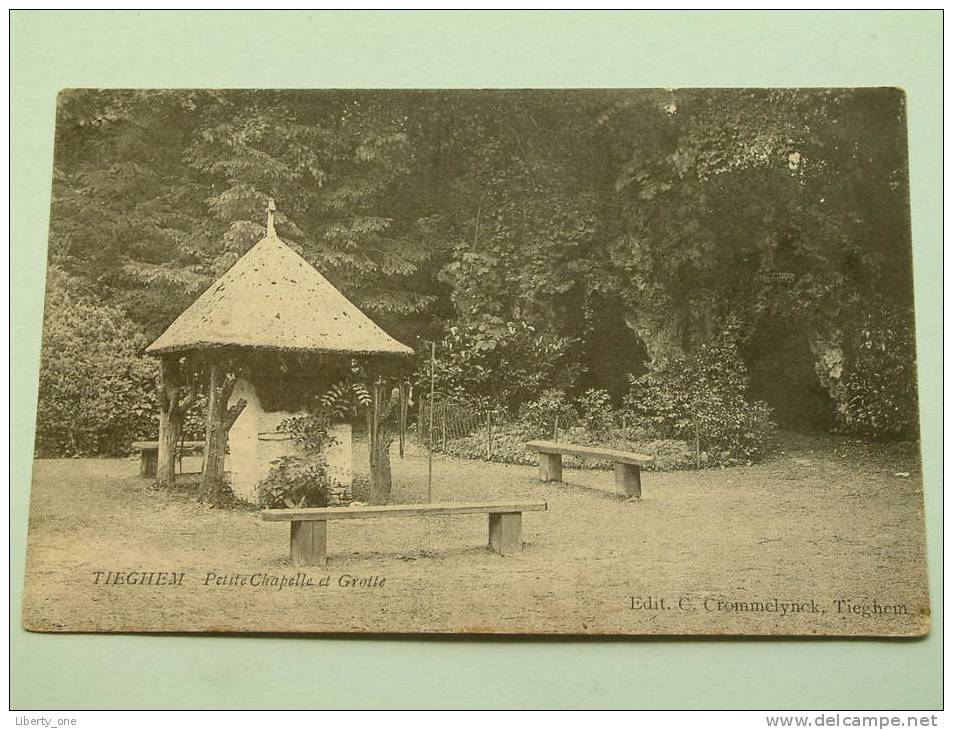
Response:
[145,202,414,503]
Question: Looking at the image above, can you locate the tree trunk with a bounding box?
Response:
[202,361,235,503]
[366,381,393,505]
[157,408,183,486]
[156,356,187,486]
[368,438,392,505]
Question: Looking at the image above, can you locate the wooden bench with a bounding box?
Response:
[131,440,205,478]
[525,440,654,498]
[260,501,548,566]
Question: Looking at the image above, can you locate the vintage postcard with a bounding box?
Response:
[22,88,928,636]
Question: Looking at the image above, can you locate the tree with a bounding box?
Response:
[50,90,440,340]
[50,90,225,340]
[36,267,157,456]
[44,88,918,441]
[200,358,247,504]
[184,90,437,326]
[366,379,398,504]
[155,355,198,486]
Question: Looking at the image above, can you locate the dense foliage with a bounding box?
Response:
[38,88,919,459]
[256,456,331,510]
[256,413,337,509]
[516,388,575,440]
[832,308,920,437]
[434,346,772,469]
[36,268,157,456]
[413,320,578,406]
[626,338,776,465]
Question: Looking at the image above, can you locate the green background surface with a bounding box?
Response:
[10,10,942,709]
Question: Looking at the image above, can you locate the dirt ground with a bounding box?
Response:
[21,432,929,636]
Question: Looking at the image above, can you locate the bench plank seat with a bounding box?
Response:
[525,440,653,498]
[525,440,653,465]
[131,440,205,478]
[261,500,548,565]
[131,440,205,451]
[261,501,547,522]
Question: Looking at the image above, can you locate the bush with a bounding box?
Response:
[414,318,579,406]
[639,439,698,470]
[277,412,338,455]
[516,389,575,439]
[837,311,919,438]
[256,456,330,509]
[256,409,341,509]
[576,388,617,437]
[350,476,371,503]
[627,340,776,465]
[35,268,158,456]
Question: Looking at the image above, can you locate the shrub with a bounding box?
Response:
[576,388,617,437]
[414,318,579,406]
[255,407,342,509]
[624,358,695,439]
[837,311,919,438]
[257,455,330,509]
[350,476,371,503]
[639,439,698,471]
[516,389,575,439]
[277,412,338,455]
[35,268,158,456]
[440,423,533,466]
[627,340,776,465]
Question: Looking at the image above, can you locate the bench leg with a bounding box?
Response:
[290,520,328,566]
[614,463,642,498]
[140,449,158,478]
[538,452,562,482]
[488,512,522,555]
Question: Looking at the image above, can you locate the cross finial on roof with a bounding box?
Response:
[266,198,277,237]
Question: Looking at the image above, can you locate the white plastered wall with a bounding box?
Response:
[227,377,352,504]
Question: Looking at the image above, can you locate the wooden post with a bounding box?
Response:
[398,382,408,459]
[538,452,563,482]
[367,378,393,505]
[290,520,328,566]
[203,362,227,481]
[202,360,236,501]
[486,411,492,460]
[156,355,193,486]
[488,512,522,555]
[140,447,159,478]
[176,434,184,474]
[614,463,642,498]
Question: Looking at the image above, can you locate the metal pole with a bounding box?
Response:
[428,341,435,503]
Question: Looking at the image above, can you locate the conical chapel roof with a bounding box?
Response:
[145,221,414,357]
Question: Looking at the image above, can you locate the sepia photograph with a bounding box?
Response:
[21,87,928,636]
